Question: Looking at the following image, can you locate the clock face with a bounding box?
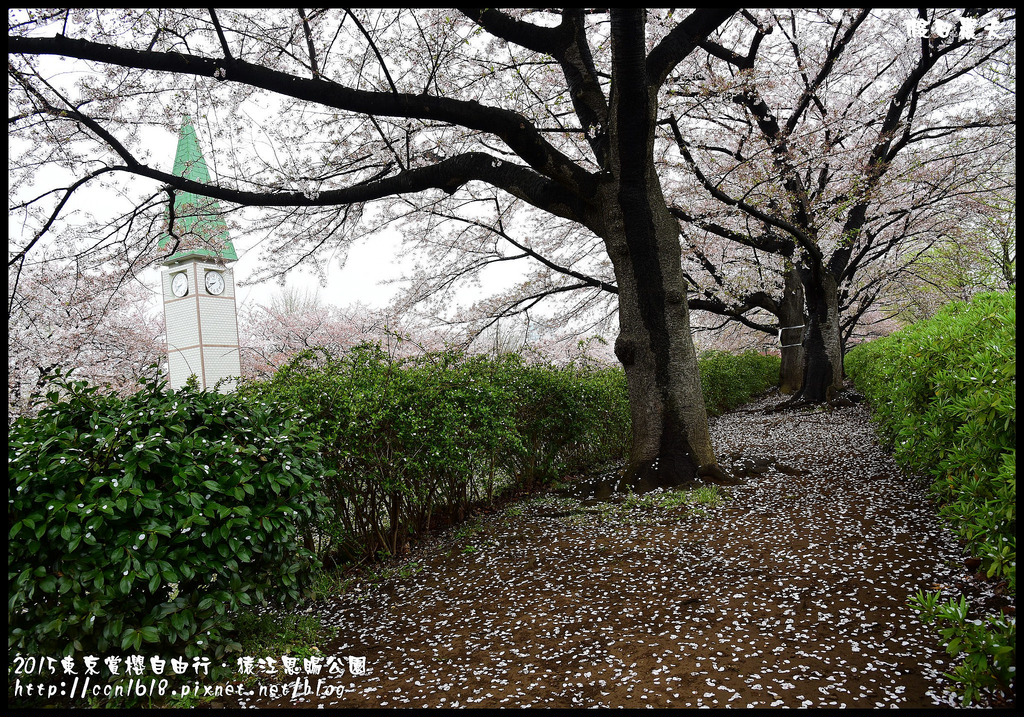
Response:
[171,272,189,297]
[205,270,225,295]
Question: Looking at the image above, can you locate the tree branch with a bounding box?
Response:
[457,8,562,54]
[208,8,232,62]
[9,33,597,197]
[297,8,319,79]
[647,9,735,87]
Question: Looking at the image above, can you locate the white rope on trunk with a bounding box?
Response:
[777,324,805,347]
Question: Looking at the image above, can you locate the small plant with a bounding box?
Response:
[687,485,726,507]
[623,491,657,510]
[649,485,727,511]
[655,490,691,509]
[452,519,484,542]
[909,590,1016,706]
[235,611,335,662]
[308,566,356,601]
[397,561,422,579]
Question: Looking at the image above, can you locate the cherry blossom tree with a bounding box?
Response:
[8,264,163,421]
[664,8,1015,402]
[383,193,620,361]
[241,288,369,377]
[10,8,750,483]
[239,286,450,378]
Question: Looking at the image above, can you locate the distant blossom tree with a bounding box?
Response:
[898,189,1016,321]
[663,8,1014,401]
[239,287,447,377]
[8,264,163,421]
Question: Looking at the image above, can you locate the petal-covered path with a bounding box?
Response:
[229,394,1004,709]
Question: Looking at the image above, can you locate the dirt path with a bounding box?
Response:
[226,394,1004,709]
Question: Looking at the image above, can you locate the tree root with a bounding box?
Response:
[698,463,744,486]
[762,388,863,414]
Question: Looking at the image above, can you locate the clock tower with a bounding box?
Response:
[159,116,241,392]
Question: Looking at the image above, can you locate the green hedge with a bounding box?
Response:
[699,349,781,416]
[844,292,1015,588]
[844,291,1015,705]
[9,375,329,662]
[239,345,631,562]
[242,344,779,565]
[499,356,630,489]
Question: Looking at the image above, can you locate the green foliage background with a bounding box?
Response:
[699,349,781,416]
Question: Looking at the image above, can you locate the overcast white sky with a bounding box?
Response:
[229,225,408,312]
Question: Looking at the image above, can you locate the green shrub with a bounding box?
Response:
[9,374,330,662]
[698,350,781,416]
[241,345,633,563]
[241,345,525,560]
[497,356,630,489]
[910,591,1016,706]
[242,343,782,569]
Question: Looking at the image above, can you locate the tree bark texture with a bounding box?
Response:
[604,10,716,485]
[796,265,844,402]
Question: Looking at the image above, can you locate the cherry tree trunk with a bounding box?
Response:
[600,142,716,485]
[778,264,805,394]
[604,201,717,485]
[796,267,844,402]
[601,9,718,486]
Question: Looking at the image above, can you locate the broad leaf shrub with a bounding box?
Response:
[498,355,630,490]
[240,345,631,562]
[239,345,520,559]
[699,350,781,416]
[910,590,1015,707]
[9,374,330,665]
[845,291,1015,705]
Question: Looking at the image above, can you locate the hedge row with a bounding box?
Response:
[844,291,1015,589]
[238,345,631,562]
[699,350,781,416]
[9,345,780,665]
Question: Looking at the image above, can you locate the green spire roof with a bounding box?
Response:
[159,115,237,262]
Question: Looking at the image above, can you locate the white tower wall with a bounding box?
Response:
[161,259,241,392]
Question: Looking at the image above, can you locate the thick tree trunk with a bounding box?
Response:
[605,208,717,487]
[796,266,844,402]
[594,9,720,487]
[596,150,717,487]
[778,264,805,394]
